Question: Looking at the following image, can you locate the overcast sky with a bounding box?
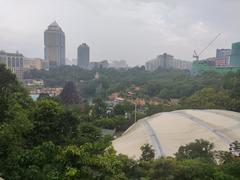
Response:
[0,0,239,66]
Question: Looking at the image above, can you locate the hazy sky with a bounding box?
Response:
[0,0,239,66]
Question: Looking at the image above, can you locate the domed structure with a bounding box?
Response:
[112,109,240,159]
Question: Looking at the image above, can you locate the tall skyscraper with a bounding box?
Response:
[44,21,65,69]
[77,43,89,69]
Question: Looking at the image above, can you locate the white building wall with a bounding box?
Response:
[145,54,192,71]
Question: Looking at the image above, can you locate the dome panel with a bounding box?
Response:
[112,109,240,159]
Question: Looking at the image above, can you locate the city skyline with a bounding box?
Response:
[0,0,240,66]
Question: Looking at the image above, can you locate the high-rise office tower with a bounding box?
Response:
[77,43,89,69]
[44,21,65,69]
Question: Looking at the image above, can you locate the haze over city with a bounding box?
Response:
[0,0,239,66]
[1,1,240,179]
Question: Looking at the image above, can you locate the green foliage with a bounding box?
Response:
[220,160,240,179]
[24,66,240,113]
[175,139,214,161]
[0,64,32,119]
[91,98,107,118]
[24,65,95,87]
[95,117,117,129]
[180,87,240,111]
[60,144,127,179]
[213,171,237,180]
[1,65,240,179]
[27,99,79,146]
[59,81,81,104]
[94,115,136,133]
[74,123,102,145]
[15,142,61,180]
[0,103,33,177]
[222,71,240,98]
[8,141,128,180]
[147,157,176,179]
[113,103,134,115]
[146,103,175,116]
[140,144,155,161]
[0,64,33,177]
[175,159,216,180]
[214,151,234,164]
[117,154,139,179]
[38,93,50,100]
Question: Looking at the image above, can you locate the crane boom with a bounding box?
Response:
[193,33,221,61]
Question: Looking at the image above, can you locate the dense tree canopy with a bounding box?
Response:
[140,144,155,161]
[24,66,226,99]
[175,139,215,161]
[59,81,81,104]
[1,65,240,179]
[180,88,240,111]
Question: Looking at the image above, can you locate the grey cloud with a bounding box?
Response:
[0,0,239,65]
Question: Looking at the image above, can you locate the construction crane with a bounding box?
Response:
[193,33,221,61]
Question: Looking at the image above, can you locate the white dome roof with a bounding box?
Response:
[112,109,240,159]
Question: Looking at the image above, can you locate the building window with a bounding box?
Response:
[12,58,16,67]
[8,59,11,67]
[16,58,20,67]
[20,58,23,67]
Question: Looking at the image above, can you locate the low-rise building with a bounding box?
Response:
[109,60,128,69]
[30,87,63,96]
[214,49,231,67]
[0,50,24,80]
[24,58,44,70]
[24,79,44,86]
[216,49,231,58]
[215,57,229,66]
[89,60,109,69]
[145,53,192,71]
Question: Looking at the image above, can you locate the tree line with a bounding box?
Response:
[1,64,239,179]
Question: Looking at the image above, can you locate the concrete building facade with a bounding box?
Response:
[23,58,44,71]
[77,43,90,69]
[44,21,65,69]
[145,53,192,71]
[0,50,24,80]
[215,49,231,66]
[216,49,231,58]
[109,60,128,69]
[89,60,109,70]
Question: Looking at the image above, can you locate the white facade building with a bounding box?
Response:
[145,53,192,71]
[109,60,128,69]
[0,50,24,80]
